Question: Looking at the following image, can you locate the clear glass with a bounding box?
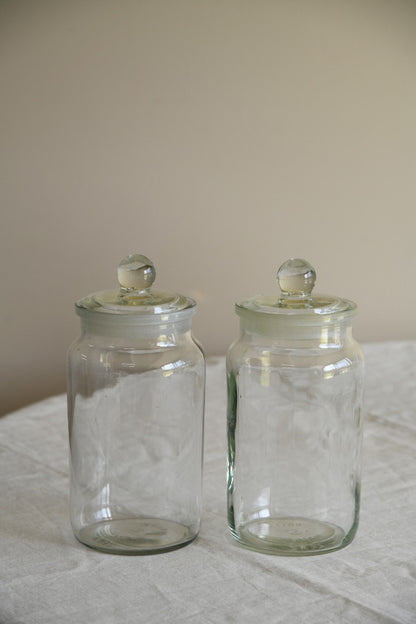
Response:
[68,316,205,555]
[227,323,364,556]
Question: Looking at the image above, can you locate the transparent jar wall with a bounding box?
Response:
[227,323,364,556]
[68,317,205,555]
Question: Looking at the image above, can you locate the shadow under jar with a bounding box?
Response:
[227,259,364,556]
[67,254,205,555]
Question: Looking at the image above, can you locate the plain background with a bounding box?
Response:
[1,0,416,416]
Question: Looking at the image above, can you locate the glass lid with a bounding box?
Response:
[236,258,356,321]
[76,254,194,315]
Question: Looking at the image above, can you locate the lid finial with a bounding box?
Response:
[117,254,156,292]
[277,258,316,307]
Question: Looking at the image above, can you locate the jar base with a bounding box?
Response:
[232,516,351,556]
[76,517,197,555]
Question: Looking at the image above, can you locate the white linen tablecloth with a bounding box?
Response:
[1,342,415,623]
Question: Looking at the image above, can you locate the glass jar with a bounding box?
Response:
[67,254,205,554]
[227,259,364,556]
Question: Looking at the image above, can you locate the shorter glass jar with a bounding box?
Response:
[227,259,364,556]
[67,254,205,554]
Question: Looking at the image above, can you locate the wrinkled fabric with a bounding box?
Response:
[1,342,415,624]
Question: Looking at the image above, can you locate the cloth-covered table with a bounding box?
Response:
[1,342,415,623]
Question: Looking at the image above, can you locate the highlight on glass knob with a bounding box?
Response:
[277,258,316,298]
[117,254,156,292]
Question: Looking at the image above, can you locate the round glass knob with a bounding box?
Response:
[277,258,316,297]
[117,254,156,292]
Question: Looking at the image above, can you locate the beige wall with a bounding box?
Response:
[1,0,416,415]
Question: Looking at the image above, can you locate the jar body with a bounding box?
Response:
[227,325,364,556]
[68,318,205,554]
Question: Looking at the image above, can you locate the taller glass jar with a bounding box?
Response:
[67,254,205,554]
[227,259,364,556]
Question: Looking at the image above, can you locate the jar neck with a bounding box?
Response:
[239,318,354,348]
[79,316,193,342]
